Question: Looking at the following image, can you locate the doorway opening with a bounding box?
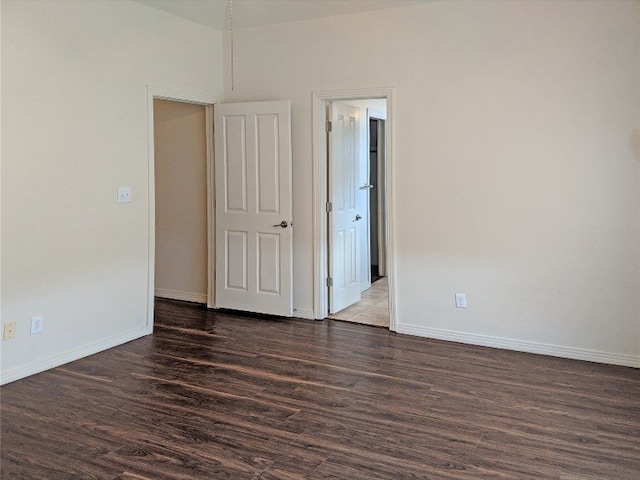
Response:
[153,99,208,305]
[146,87,218,327]
[312,88,396,331]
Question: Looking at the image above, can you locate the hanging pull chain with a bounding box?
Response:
[230,0,234,91]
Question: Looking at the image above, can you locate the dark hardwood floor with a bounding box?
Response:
[1,299,639,479]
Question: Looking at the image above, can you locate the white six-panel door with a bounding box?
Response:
[214,101,293,316]
[329,103,362,314]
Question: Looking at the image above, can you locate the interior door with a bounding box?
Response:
[375,118,387,277]
[367,109,387,278]
[214,101,293,316]
[329,102,362,314]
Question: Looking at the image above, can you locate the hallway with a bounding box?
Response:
[328,277,389,327]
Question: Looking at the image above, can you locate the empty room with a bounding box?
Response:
[1,0,639,478]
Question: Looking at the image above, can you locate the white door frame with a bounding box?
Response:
[312,87,397,331]
[146,86,220,327]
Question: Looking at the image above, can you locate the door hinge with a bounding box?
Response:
[326,121,332,133]
[326,277,333,287]
[326,202,332,213]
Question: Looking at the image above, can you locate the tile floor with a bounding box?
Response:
[328,277,389,327]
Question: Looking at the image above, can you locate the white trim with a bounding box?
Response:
[311,95,327,318]
[293,307,315,320]
[147,86,219,105]
[155,288,207,304]
[312,88,397,331]
[147,89,157,328]
[205,105,216,309]
[0,325,152,385]
[146,86,220,330]
[396,323,640,368]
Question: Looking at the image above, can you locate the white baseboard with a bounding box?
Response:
[293,307,315,320]
[0,325,152,385]
[396,322,640,368]
[155,288,207,304]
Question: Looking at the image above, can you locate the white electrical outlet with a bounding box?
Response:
[117,186,132,203]
[31,316,44,335]
[455,293,467,309]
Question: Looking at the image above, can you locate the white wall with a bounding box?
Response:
[224,0,640,366]
[1,0,223,383]
[154,99,208,304]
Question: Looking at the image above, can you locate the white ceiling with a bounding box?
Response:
[132,0,425,31]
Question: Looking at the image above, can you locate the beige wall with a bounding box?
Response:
[224,0,640,365]
[1,0,223,382]
[154,99,208,303]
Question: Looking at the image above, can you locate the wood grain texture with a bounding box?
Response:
[1,298,639,479]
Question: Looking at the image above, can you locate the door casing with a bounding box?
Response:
[312,88,396,330]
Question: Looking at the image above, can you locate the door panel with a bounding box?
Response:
[223,116,248,212]
[225,231,247,290]
[329,103,362,313]
[257,233,280,294]
[215,101,293,316]
[256,114,280,213]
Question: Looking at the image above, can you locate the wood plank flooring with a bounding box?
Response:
[1,298,639,479]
